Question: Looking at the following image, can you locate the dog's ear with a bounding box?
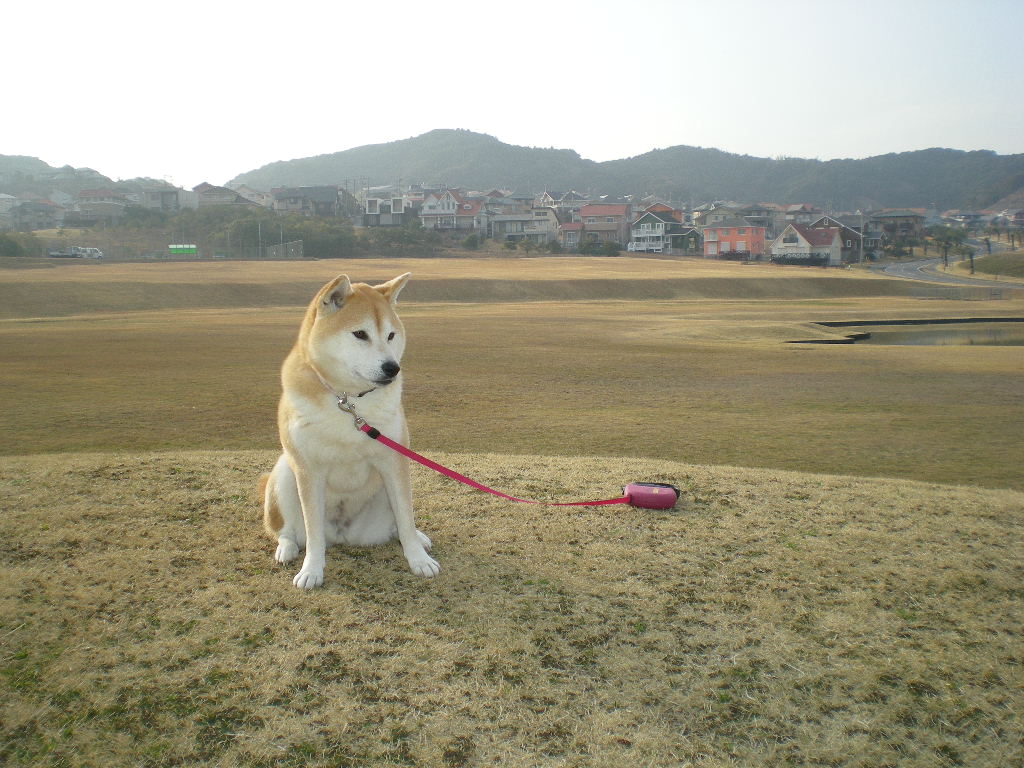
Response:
[317,275,351,315]
[375,272,411,305]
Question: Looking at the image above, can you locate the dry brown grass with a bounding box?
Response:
[2,255,1014,319]
[0,254,891,283]
[1,451,1021,767]
[1,258,1022,765]
[1,294,1022,489]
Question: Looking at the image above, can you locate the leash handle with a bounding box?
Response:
[360,423,631,507]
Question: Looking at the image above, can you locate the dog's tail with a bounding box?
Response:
[258,471,283,536]
[257,472,271,506]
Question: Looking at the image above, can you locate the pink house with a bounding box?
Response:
[702,217,766,259]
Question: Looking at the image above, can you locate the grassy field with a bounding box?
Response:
[1,451,1021,767]
[1,257,1023,766]
[1,257,1022,489]
[955,250,1024,281]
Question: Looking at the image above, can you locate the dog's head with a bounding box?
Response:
[305,273,411,389]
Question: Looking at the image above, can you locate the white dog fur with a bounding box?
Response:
[260,273,439,589]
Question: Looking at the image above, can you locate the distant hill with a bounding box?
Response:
[0,156,191,208]
[230,130,601,196]
[6,132,1024,212]
[991,186,1024,211]
[0,155,114,198]
[229,129,1024,211]
[0,155,54,177]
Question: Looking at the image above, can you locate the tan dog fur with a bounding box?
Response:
[261,274,438,589]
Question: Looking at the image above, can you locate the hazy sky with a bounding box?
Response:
[7,0,1023,189]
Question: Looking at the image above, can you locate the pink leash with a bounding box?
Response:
[360,423,632,506]
[330,385,680,510]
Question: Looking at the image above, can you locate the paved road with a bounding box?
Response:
[871,242,1020,290]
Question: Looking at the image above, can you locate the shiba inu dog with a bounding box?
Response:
[260,273,439,589]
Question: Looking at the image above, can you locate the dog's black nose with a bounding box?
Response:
[381,361,401,379]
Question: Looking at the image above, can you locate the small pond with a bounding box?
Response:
[791,318,1024,346]
[856,323,1024,346]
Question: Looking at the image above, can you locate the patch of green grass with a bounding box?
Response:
[972,251,1024,278]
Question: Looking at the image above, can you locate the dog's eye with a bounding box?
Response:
[387,332,396,341]
[352,330,369,341]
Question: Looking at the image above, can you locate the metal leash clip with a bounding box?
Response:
[336,394,367,429]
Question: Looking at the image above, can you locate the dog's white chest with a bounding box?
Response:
[285,393,402,497]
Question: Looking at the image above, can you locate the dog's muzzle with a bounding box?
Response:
[376,361,401,385]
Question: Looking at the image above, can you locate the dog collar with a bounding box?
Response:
[309,364,376,402]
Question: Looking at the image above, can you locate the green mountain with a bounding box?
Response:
[6,131,1022,212]
[0,156,114,198]
[230,129,599,195]
[0,155,54,177]
[229,129,1024,211]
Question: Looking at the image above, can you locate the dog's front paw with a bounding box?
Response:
[416,529,433,551]
[292,566,324,590]
[407,551,440,578]
[275,538,300,564]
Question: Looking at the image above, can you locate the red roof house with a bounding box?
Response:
[769,223,843,265]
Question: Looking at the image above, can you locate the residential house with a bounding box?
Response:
[69,188,128,225]
[484,190,533,215]
[941,210,986,229]
[363,195,415,226]
[631,210,678,249]
[491,207,560,245]
[760,202,790,236]
[769,223,842,265]
[628,209,702,254]
[643,201,693,224]
[690,201,719,223]
[558,221,583,251]
[809,215,864,263]
[136,184,183,212]
[419,188,484,231]
[400,184,430,210]
[273,186,357,218]
[871,209,926,241]
[234,185,273,208]
[694,203,743,227]
[671,227,703,255]
[177,189,200,210]
[580,203,633,245]
[538,190,588,220]
[733,203,776,236]
[785,203,823,224]
[194,182,253,207]
[481,190,530,212]
[702,217,766,259]
[537,191,564,208]
[77,189,126,204]
[8,200,64,230]
[0,193,17,227]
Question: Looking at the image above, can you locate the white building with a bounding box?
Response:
[769,223,843,266]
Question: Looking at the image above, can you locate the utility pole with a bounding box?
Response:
[857,210,864,263]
